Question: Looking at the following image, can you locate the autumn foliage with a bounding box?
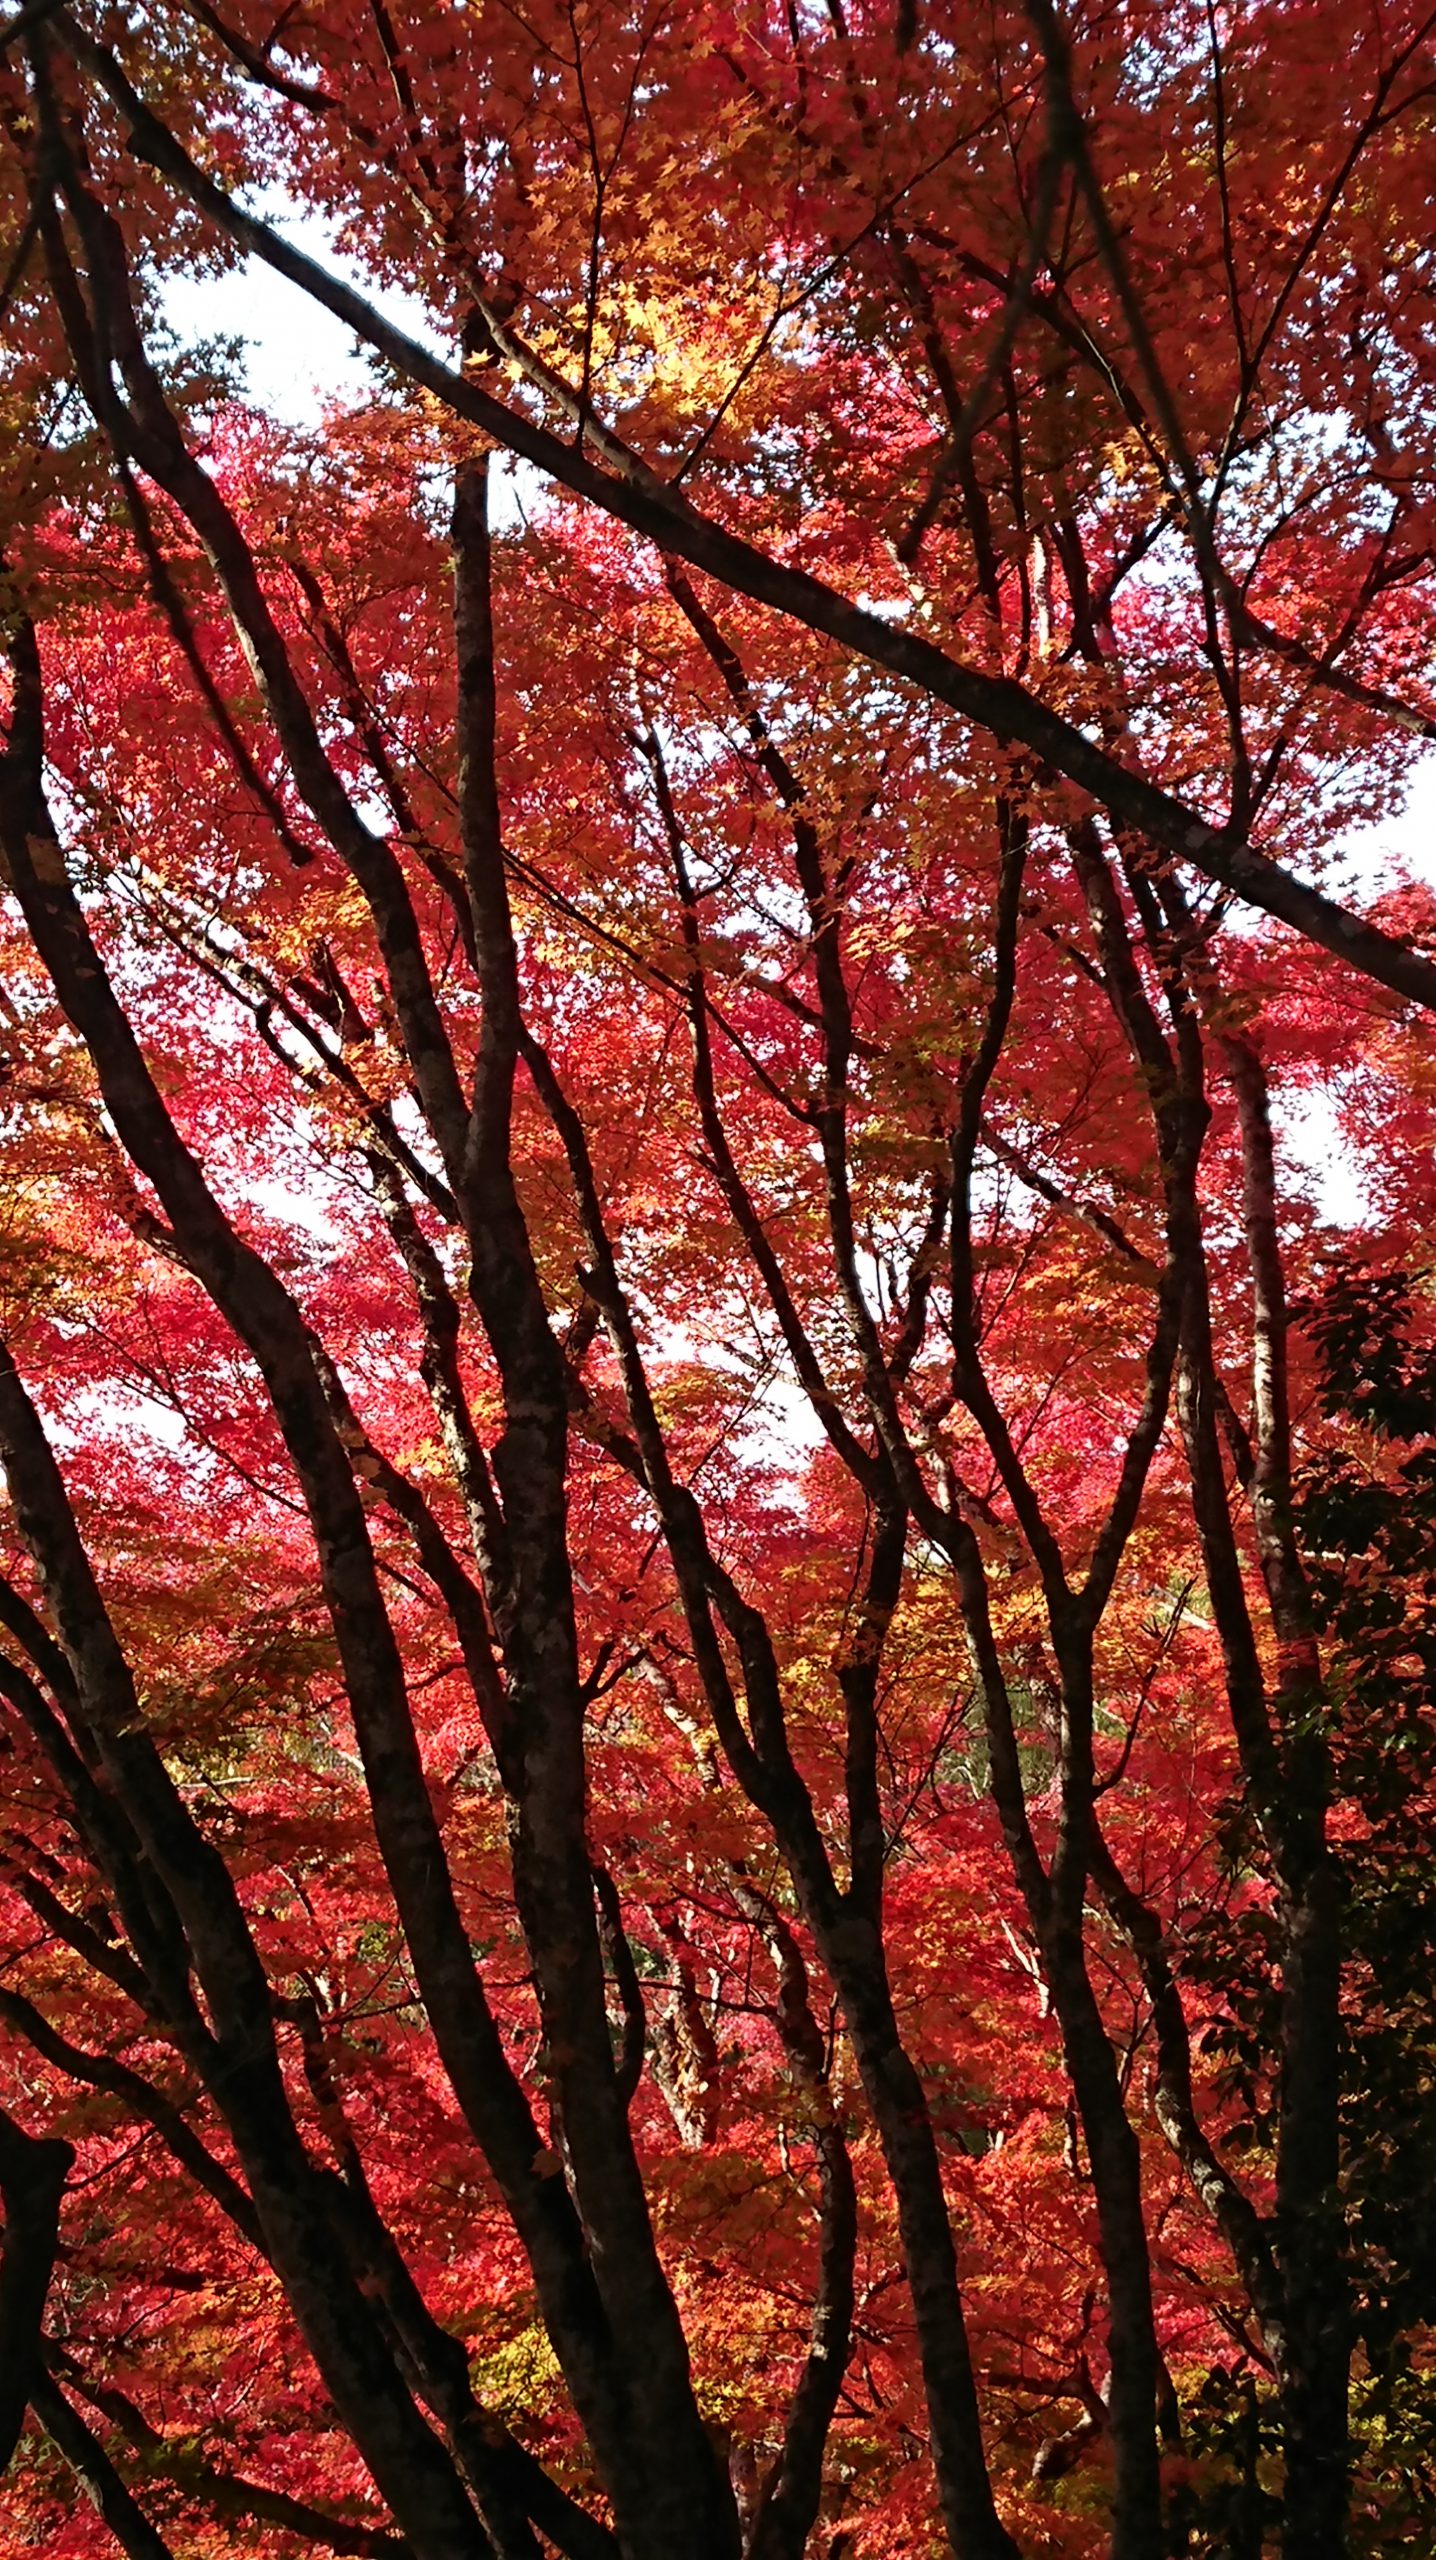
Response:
[2,5,1436,2558]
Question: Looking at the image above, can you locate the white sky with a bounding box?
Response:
[161,195,439,420]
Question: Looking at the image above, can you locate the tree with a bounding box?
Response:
[1,4,1435,2556]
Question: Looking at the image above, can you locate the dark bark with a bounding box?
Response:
[58,15,1436,1017]
[819,1913,1019,2560]
[1087,1843,1281,2349]
[0,1350,492,2560]
[313,2179,616,2560]
[592,1865,647,2112]
[1042,1934,1164,2560]
[629,618,1019,2558]
[1210,1039,1347,2560]
[1274,1856,1348,2560]
[732,1878,857,2560]
[0,1987,264,2252]
[1135,874,1350,2556]
[449,459,741,2560]
[0,2105,72,2473]
[0,37,1375,2555]
[940,822,1188,2560]
[29,2374,177,2560]
[672,1531,1015,2560]
[47,2349,411,2558]
[533,1074,1016,2560]
[954,1556,1165,2560]
[0,611,704,2555]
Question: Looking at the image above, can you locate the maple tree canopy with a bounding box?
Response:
[2,4,1436,2558]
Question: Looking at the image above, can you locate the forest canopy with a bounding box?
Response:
[1,5,1436,2559]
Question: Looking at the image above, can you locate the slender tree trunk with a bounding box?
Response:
[1040,1938,1165,2560]
[1220,1032,1350,2560]
[820,1910,1021,2560]
[1276,1850,1348,2560]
